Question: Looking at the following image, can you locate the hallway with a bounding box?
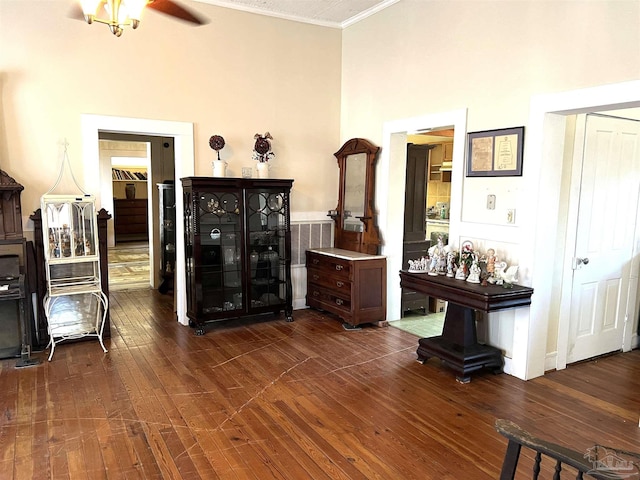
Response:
[107,241,150,291]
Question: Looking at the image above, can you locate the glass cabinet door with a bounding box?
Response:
[245,188,289,311]
[158,182,175,293]
[43,196,98,261]
[195,189,243,315]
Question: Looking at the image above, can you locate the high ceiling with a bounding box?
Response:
[195,0,399,28]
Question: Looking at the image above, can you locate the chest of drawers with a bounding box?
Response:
[306,248,386,328]
[114,199,148,242]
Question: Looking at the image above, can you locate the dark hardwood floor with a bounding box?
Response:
[1,289,639,479]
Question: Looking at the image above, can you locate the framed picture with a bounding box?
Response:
[466,126,524,177]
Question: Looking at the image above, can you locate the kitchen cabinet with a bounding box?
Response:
[443,142,453,162]
[158,181,175,293]
[181,177,293,335]
[306,248,386,328]
[428,142,453,183]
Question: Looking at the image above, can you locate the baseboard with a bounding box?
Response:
[545,351,557,372]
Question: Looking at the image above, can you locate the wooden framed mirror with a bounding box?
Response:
[330,138,381,255]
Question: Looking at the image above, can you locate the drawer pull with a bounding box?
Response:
[335,265,343,271]
[313,274,319,280]
[313,290,320,297]
[335,298,344,306]
[336,281,344,287]
[312,259,320,265]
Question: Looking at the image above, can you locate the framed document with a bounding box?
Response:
[466,127,524,177]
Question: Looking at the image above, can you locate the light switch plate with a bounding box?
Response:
[487,194,496,210]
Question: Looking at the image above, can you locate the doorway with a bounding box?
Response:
[98,133,175,292]
[563,113,640,365]
[389,128,455,338]
[80,114,195,324]
[516,81,640,377]
[378,109,468,323]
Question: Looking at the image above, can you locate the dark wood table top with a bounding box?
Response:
[399,270,534,313]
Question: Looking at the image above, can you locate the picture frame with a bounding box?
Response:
[466,126,524,177]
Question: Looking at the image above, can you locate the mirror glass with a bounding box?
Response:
[343,153,366,232]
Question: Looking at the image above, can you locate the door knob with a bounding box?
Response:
[573,257,590,269]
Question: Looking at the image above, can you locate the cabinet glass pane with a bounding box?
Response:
[246,190,288,308]
[44,200,97,260]
[196,191,242,313]
[158,183,176,278]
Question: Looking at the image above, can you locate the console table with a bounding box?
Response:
[399,271,534,383]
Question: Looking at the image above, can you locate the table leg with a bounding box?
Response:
[416,302,503,381]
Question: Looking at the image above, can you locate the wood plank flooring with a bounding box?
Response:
[1,289,639,479]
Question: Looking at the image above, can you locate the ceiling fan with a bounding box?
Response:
[73,0,207,36]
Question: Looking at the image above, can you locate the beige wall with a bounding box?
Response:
[0,0,342,221]
[341,0,639,142]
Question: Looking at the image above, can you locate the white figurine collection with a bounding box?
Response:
[407,238,519,287]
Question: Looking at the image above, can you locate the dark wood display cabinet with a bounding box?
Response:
[181,177,294,335]
[157,181,175,294]
[114,198,148,242]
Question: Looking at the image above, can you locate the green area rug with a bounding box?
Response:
[389,312,445,338]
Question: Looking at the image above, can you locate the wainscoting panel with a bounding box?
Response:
[291,220,333,310]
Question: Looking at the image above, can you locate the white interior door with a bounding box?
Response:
[567,114,640,364]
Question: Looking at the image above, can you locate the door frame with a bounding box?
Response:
[379,109,468,324]
[80,114,195,325]
[557,113,640,369]
[526,80,640,376]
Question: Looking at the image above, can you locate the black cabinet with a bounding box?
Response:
[181,177,293,335]
[158,181,175,294]
[0,241,28,360]
[402,144,432,315]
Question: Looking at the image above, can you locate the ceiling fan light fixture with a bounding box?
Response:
[109,24,123,36]
[81,0,146,36]
[126,0,148,22]
[80,0,102,23]
[74,0,205,36]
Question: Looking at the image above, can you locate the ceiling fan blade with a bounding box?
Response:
[147,0,208,25]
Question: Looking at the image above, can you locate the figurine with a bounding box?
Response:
[489,261,509,284]
[455,266,466,280]
[408,256,428,273]
[486,248,497,274]
[427,236,446,276]
[466,255,481,284]
[456,241,474,280]
[495,265,519,287]
[446,250,457,277]
[436,245,449,275]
